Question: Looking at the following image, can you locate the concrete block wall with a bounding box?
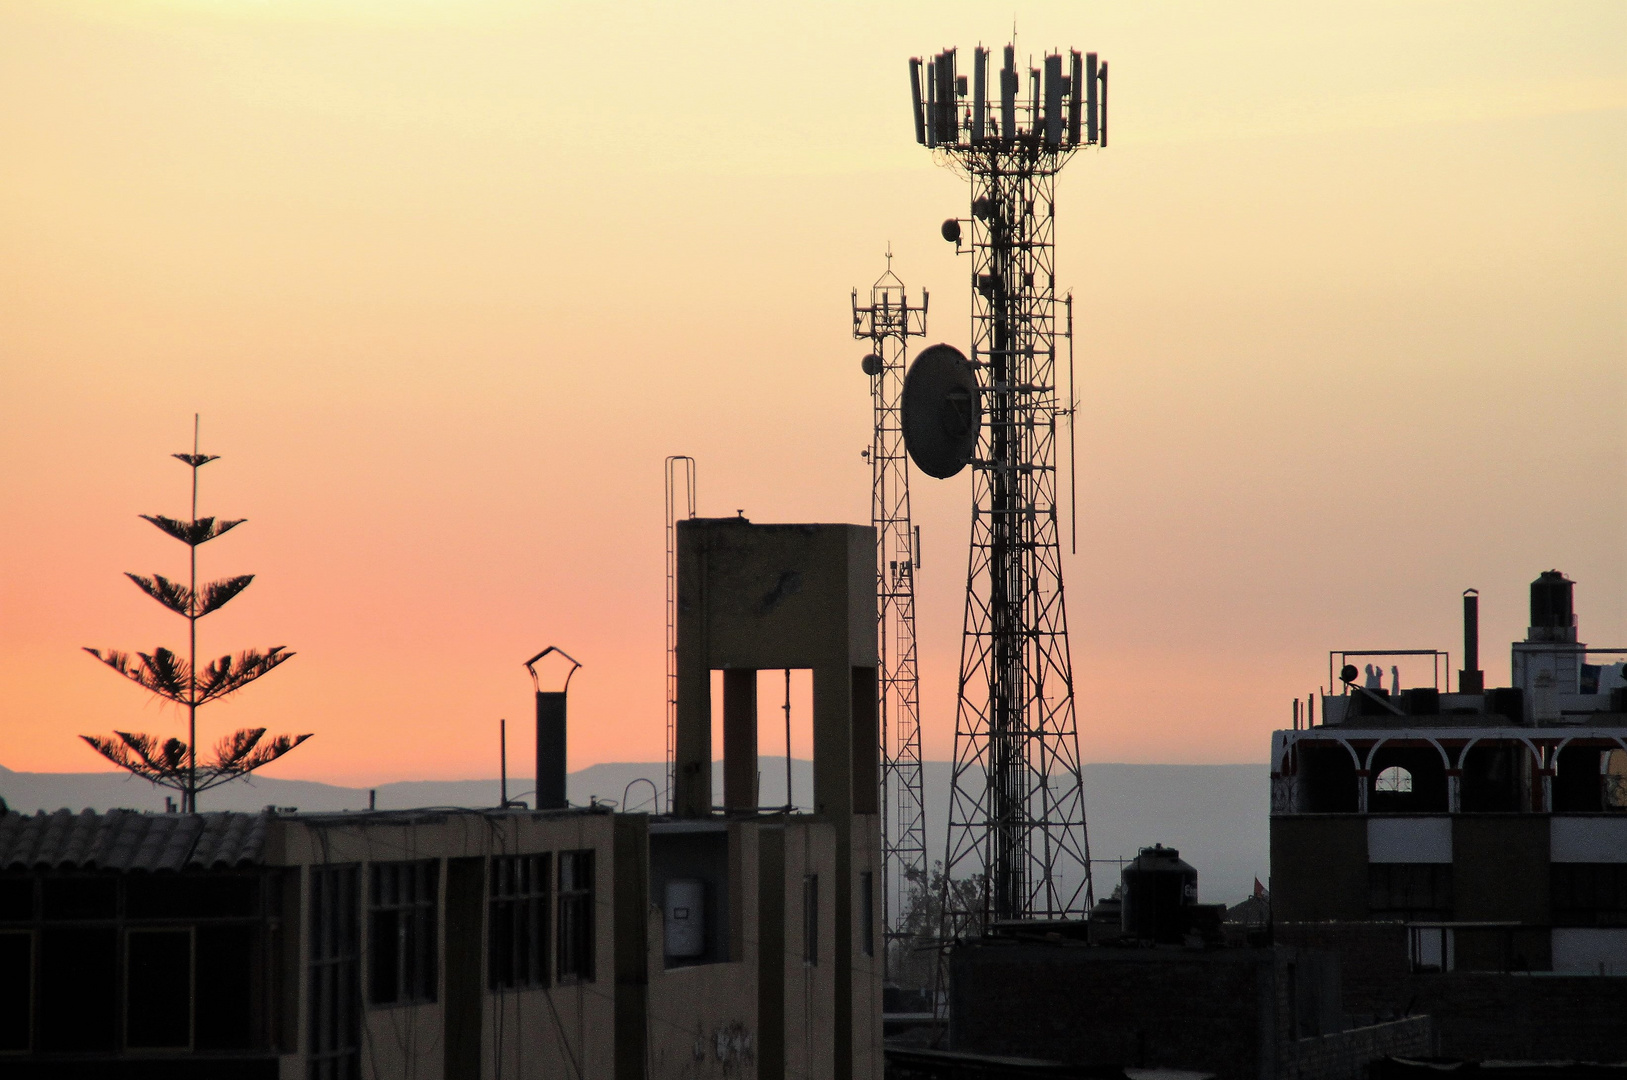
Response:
[1282,1017,1434,1080]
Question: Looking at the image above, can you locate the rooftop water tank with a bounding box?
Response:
[1121,844,1197,944]
[1529,570,1577,643]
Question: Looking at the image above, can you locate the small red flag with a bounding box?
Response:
[1254,878,1267,899]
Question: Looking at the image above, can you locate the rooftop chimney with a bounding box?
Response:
[1459,589,1484,694]
[535,690,567,810]
[524,647,580,812]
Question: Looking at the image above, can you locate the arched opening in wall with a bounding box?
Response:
[1298,742,1358,813]
[1369,747,1448,813]
[1607,749,1627,811]
[1460,743,1530,813]
[1553,745,1606,812]
[1375,767,1411,792]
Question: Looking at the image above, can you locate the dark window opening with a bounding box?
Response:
[1461,744,1527,813]
[1369,863,1452,918]
[127,873,260,919]
[1552,863,1627,928]
[0,878,34,921]
[1297,744,1358,813]
[196,923,260,1050]
[859,872,874,957]
[127,927,193,1049]
[557,851,594,983]
[803,874,819,966]
[42,876,117,920]
[489,854,550,990]
[39,926,117,1051]
[308,865,361,1080]
[0,931,31,1051]
[368,861,438,1006]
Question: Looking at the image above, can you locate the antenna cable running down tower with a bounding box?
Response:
[852,257,928,980]
[904,42,1105,953]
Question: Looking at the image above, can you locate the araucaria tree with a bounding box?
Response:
[83,423,310,811]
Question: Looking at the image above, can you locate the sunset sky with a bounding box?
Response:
[1,1,1622,788]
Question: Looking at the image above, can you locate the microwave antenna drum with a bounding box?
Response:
[901,344,981,479]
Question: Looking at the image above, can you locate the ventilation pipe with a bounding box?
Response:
[1460,589,1484,694]
[524,647,581,811]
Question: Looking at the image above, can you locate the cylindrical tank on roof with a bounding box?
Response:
[1529,570,1577,643]
[1120,844,1197,944]
[664,879,706,958]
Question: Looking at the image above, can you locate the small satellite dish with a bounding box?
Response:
[1340,664,1359,685]
[972,196,992,220]
[941,219,962,244]
[860,354,883,376]
[902,343,981,479]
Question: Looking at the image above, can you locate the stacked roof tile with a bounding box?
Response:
[0,808,269,872]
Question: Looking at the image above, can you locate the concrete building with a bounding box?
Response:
[1270,571,1627,1059]
[0,517,884,1079]
[932,850,1433,1080]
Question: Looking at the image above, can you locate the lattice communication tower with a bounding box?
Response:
[906,43,1107,931]
[852,259,929,978]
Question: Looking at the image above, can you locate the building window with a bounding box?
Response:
[126,927,193,1049]
[489,854,550,989]
[859,872,874,957]
[1374,766,1412,794]
[557,851,594,983]
[1408,925,1454,972]
[0,930,31,1052]
[369,861,439,1005]
[803,874,819,966]
[1369,863,1452,916]
[309,865,361,1080]
[1552,863,1627,928]
[1607,750,1627,810]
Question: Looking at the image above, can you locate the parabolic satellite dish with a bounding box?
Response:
[902,343,981,479]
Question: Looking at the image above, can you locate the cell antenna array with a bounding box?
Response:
[906,43,1106,939]
[852,257,929,980]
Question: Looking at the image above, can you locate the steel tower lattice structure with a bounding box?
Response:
[908,42,1107,934]
[852,259,929,977]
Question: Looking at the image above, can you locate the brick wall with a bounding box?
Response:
[1283,1018,1434,1080]
[950,944,1272,1080]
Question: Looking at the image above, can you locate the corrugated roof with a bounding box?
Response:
[0,809,269,872]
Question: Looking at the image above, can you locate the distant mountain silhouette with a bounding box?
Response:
[0,759,1268,904]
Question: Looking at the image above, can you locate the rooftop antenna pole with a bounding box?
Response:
[784,668,793,812]
[500,718,508,808]
[853,250,929,982]
[664,456,697,814]
[902,38,1108,1010]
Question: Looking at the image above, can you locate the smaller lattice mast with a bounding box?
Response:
[852,255,928,981]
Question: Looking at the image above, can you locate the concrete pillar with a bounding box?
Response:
[723,669,759,812]
[1447,769,1462,813]
[812,664,855,1080]
[674,659,712,818]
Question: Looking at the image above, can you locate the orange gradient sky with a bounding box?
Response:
[2,1,1623,786]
